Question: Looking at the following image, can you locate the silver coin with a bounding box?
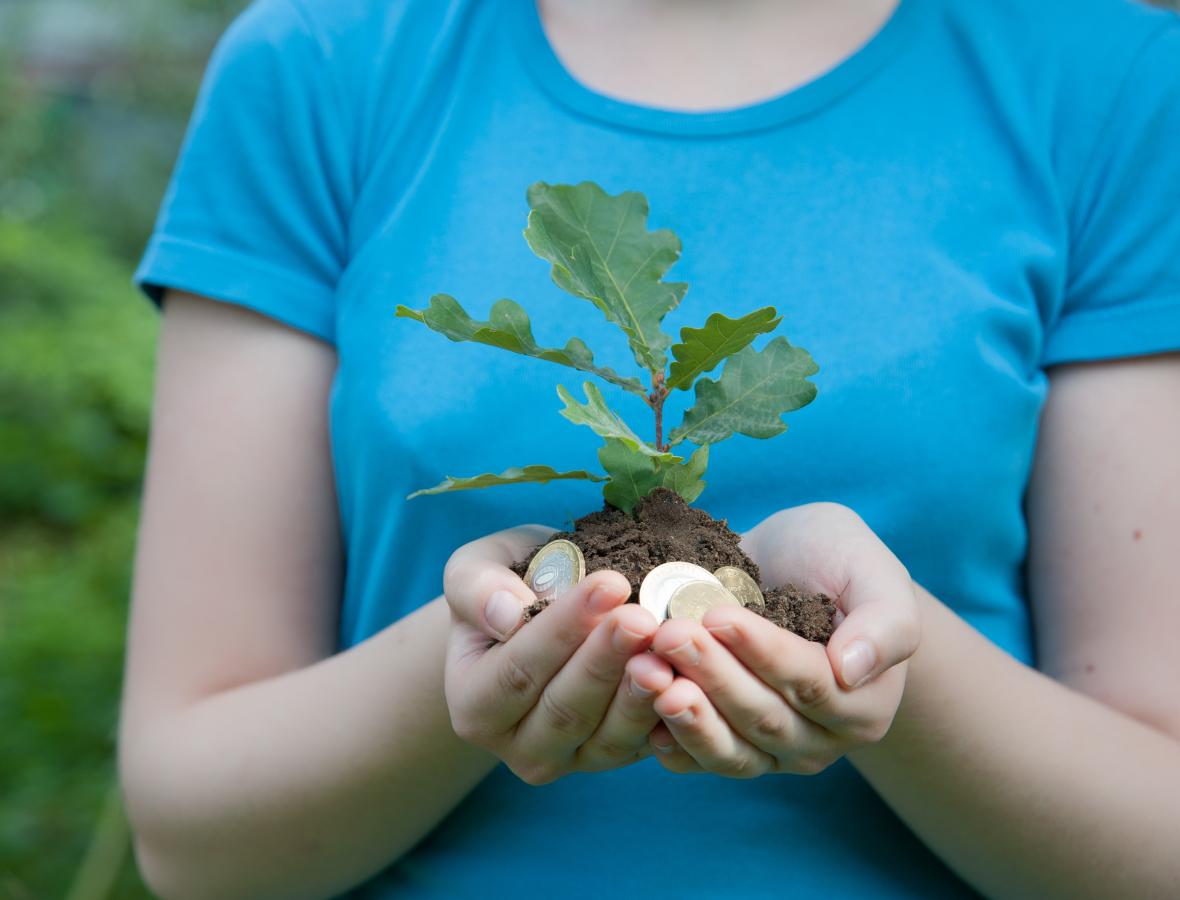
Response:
[524,539,585,602]
[713,566,765,610]
[667,580,741,623]
[639,561,722,622]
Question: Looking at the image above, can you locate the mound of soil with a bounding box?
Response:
[513,488,836,643]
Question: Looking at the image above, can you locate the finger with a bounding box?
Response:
[649,722,705,774]
[443,525,553,641]
[577,639,675,770]
[824,544,920,690]
[454,570,632,735]
[652,678,775,778]
[652,616,823,755]
[517,603,660,760]
[701,606,845,728]
[742,504,920,689]
[704,606,904,745]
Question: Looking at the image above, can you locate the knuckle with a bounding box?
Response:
[513,760,558,786]
[553,621,587,650]
[718,754,759,779]
[748,710,790,744]
[619,697,657,725]
[581,654,622,690]
[496,651,538,700]
[794,753,838,776]
[850,718,891,745]
[789,676,830,709]
[584,735,636,762]
[539,690,594,737]
[449,708,492,746]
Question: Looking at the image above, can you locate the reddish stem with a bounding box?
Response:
[649,371,668,451]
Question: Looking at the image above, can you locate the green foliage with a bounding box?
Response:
[407,466,606,499]
[524,181,687,373]
[0,221,157,527]
[599,441,709,515]
[395,294,645,395]
[0,218,157,898]
[669,337,819,447]
[557,383,675,461]
[401,181,819,511]
[667,307,781,390]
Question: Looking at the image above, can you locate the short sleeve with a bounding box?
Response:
[135,0,351,344]
[1045,19,1180,367]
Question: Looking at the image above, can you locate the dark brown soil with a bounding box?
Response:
[512,488,836,643]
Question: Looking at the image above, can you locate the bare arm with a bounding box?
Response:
[119,293,496,900]
[851,354,1180,898]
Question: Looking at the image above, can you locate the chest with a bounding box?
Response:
[327,8,1059,641]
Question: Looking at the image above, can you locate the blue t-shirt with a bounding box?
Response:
[136,0,1180,896]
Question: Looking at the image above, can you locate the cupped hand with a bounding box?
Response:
[646,503,920,777]
[443,526,674,785]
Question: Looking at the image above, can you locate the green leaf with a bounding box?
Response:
[667,307,782,391]
[557,382,678,461]
[524,181,687,373]
[597,440,710,513]
[669,337,818,447]
[598,440,660,515]
[659,444,709,504]
[396,295,646,396]
[407,466,606,499]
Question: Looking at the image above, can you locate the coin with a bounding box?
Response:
[639,561,723,621]
[524,539,585,603]
[713,566,765,610]
[667,580,742,622]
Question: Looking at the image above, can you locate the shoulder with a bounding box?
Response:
[935,0,1177,72]
[933,0,1178,190]
[221,0,474,61]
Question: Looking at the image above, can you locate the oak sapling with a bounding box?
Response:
[396,181,835,640]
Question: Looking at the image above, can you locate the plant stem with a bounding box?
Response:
[649,371,669,451]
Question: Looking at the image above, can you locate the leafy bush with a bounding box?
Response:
[0,218,156,898]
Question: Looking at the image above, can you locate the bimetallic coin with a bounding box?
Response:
[524,540,586,603]
[639,561,722,622]
[667,580,741,623]
[713,566,765,610]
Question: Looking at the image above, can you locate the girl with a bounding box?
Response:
[120,0,1180,897]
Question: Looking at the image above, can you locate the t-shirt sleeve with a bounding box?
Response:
[1044,19,1180,367]
[134,0,350,344]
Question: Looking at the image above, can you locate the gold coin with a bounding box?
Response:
[639,561,723,622]
[524,539,585,602]
[667,580,741,623]
[713,566,765,610]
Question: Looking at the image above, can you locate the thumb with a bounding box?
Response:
[825,544,921,689]
[443,525,551,641]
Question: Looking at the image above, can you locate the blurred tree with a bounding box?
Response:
[1,4,241,897]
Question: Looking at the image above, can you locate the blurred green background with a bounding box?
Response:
[2,1,1178,898]
[1,2,241,897]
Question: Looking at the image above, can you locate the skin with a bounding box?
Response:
[119,3,1180,897]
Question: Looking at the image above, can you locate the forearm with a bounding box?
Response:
[850,587,1180,899]
[121,596,496,900]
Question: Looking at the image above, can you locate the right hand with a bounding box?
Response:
[443,525,673,785]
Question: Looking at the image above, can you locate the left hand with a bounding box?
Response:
[646,503,921,777]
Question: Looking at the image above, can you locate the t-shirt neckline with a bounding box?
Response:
[510,0,924,137]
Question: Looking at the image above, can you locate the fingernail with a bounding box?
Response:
[665,639,700,666]
[705,623,737,640]
[588,583,624,615]
[485,590,522,640]
[653,738,675,753]
[664,707,695,725]
[629,677,654,699]
[612,623,647,654]
[841,640,878,688]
